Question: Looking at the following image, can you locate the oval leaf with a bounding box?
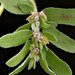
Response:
[39,18,50,28]
[42,32,57,41]
[43,26,75,53]
[45,48,72,75]
[0,30,33,48]
[6,40,31,67]
[16,23,31,31]
[18,3,34,14]
[43,7,75,26]
[9,56,30,75]
[1,0,33,14]
[39,52,56,75]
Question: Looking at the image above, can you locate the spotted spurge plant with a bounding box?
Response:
[0,0,75,75]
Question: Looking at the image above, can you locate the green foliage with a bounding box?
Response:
[28,58,34,70]
[33,59,36,69]
[42,32,57,41]
[46,21,58,27]
[6,40,31,67]
[1,0,34,14]
[18,3,34,14]
[0,30,33,48]
[43,26,75,53]
[16,23,31,31]
[9,56,30,75]
[0,0,75,75]
[39,52,56,75]
[43,7,75,26]
[39,18,50,28]
[45,48,72,75]
[39,43,46,60]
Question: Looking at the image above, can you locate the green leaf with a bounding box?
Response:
[42,32,57,41]
[43,7,75,26]
[33,59,36,69]
[39,52,56,75]
[28,58,34,70]
[0,30,33,48]
[39,43,46,60]
[16,23,31,31]
[39,18,50,28]
[46,21,58,28]
[6,40,31,67]
[19,0,34,8]
[9,56,30,75]
[18,3,34,14]
[45,48,72,75]
[43,26,75,53]
[1,0,33,15]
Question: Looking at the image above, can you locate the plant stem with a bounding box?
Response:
[30,0,38,13]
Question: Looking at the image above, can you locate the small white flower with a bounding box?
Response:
[31,12,35,15]
[34,16,39,21]
[38,36,43,42]
[34,33,40,38]
[34,48,39,53]
[36,21,40,26]
[34,55,39,62]
[39,11,45,15]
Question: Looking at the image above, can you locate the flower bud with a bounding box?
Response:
[34,32,41,38]
[34,48,39,53]
[26,15,34,22]
[39,11,45,15]
[34,15,39,21]
[36,21,40,26]
[42,36,49,45]
[38,36,43,42]
[30,51,36,58]
[39,11,47,21]
[34,55,39,62]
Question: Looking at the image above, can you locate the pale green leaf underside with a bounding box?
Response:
[1,0,34,14]
[42,32,57,41]
[43,7,75,26]
[16,23,31,31]
[28,58,34,70]
[9,56,30,75]
[33,59,36,69]
[39,43,46,60]
[6,40,31,67]
[0,30,33,48]
[45,48,72,75]
[39,52,56,75]
[43,26,75,53]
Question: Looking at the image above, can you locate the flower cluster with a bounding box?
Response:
[33,32,43,42]
[30,44,39,62]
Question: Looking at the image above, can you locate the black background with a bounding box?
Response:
[0,0,75,75]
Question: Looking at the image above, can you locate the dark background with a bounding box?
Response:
[0,0,75,75]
